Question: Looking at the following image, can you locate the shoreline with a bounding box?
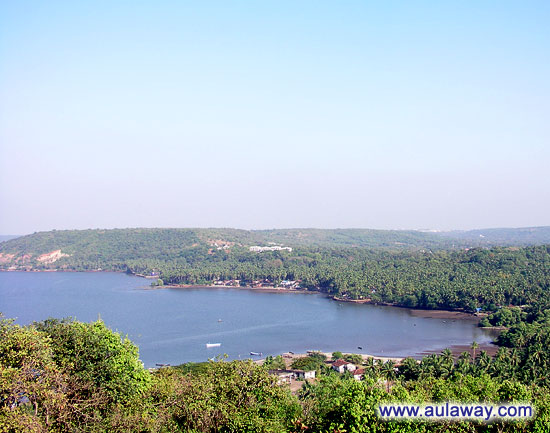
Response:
[1,269,502,363]
[157,342,504,369]
[154,283,324,295]
[331,296,481,320]
[418,341,500,358]
[258,351,405,366]
[408,309,482,321]
[159,284,482,320]
[240,341,502,368]
[1,268,483,320]
[155,284,482,320]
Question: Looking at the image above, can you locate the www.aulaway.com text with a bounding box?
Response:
[378,403,534,422]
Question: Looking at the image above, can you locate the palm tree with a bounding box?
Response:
[458,351,472,364]
[418,355,438,379]
[364,357,377,377]
[476,351,492,373]
[375,358,384,375]
[440,349,455,377]
[381,360,396,392]
[399,357,420,381]
[491,347,511,378]
[508,348,521,380]
[441,348,454,363]
[456,351,472,375]
[471,341,479,360]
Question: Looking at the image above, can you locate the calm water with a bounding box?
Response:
[0,271,493,367]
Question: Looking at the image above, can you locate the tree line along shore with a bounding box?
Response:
[2,229,549,316]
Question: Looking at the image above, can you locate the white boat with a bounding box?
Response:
[206,343,221,348]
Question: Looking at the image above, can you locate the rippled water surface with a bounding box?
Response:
[0,271,493,366]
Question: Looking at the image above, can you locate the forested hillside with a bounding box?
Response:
[0,227,455,258]
[0,227,456,273]
[2,226,549,263]
[436,226,550,246]
[141,245,550,313]
[1,229,550,314]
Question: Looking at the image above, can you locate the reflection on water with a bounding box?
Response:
[0,272,493,366]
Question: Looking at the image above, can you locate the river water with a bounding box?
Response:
[0,271,493,366]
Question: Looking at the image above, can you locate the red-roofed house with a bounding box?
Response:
[352,368,365,381]
[332,359,357,373]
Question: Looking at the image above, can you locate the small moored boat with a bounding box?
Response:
[250,351,262,356]
[206,343,221,348]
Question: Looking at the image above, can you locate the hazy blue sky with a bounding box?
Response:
[1,1,549,234]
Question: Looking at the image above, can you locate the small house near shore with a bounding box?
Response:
[351,368,365,381]
[331,359,357,373]
[269,370,294,384]
[269,369,316,384]
[293,369,316,379]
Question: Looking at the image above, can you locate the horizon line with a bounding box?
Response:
[4,224,549,237]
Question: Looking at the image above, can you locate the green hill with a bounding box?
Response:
[1,226,549,271]
[437,226,550,246]
[0,227,454,269]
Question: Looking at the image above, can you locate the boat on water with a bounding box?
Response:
[250,351,262,356]
[206,343,221,348]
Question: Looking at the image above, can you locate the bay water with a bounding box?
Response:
[0,271,493,367]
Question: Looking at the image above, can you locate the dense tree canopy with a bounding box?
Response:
[2,316,550,432]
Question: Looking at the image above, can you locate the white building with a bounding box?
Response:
[269,369,316,382]
[331,359,357,373]
[249,246,293,252]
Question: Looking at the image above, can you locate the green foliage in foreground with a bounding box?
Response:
[300,374,550,433]
[3,316,550,432]
[33,318,151,403]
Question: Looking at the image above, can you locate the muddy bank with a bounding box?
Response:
[409,309,480,320]
[331,296,480,320]
[417,342,499,359]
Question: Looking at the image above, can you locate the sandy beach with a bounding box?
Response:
[256,351,405,367]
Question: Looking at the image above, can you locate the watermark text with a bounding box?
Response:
[378,403,534,422]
